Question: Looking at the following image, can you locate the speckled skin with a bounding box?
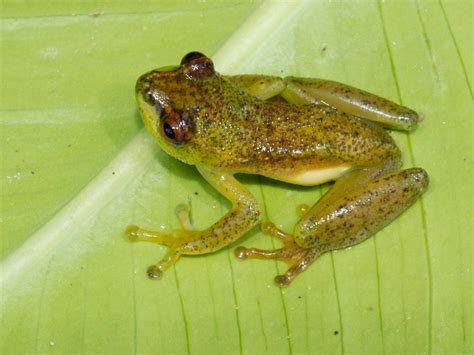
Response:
[136,67,400,181]
[294,168,428,249]
[283,77,420,130]
[127,52,429,287]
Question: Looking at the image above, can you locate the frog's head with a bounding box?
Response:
[135,52,219,164]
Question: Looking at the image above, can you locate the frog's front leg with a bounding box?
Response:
[236,167,428,287]
[125,168,261,279]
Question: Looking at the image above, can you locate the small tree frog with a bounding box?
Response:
[126,52,428,287]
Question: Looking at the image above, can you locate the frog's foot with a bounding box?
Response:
[145,248,181,279]
[125,224,187,279]
[125,203,195,280]
[235,221,321,287]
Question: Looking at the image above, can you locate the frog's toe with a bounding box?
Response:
[274,274,292,288]
[146,265,164,280]
[261,221,295,245]
[123,225,179,246]
[124,224,140,242]
[277,247,321,287]
[234,246,250,260]
[234,246,285,261]
[235,245,297,261]
[143,248,181,281]
[236,244,321,286]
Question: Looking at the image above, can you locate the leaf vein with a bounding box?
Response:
[173,268,191,355]
[414,1,440,82]
[258,180,292,355]
[373,238,385,354]
[330,253,345,355]
[439,0,473,98]
[377,1,433,353]
[226,250,243,355]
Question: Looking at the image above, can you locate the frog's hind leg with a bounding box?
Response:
[280,77,422,131]
[235,221,323,287]
[236,167,428,287]
[235,221,299,263]
[227,74,422,131]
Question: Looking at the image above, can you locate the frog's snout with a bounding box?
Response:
[135,74,151,100]
[135,76,161,135]
[135,77,160,109]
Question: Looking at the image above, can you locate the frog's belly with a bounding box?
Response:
[264,164,352,186]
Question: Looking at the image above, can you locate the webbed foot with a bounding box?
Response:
[235,221,320,287]
[125,203,193,280]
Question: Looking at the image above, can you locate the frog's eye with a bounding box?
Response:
[180,51,207,65]
[159,110,194,145]
[180,51,214,79]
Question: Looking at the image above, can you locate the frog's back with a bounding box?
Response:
[186,77,401,185]
[235,101,401,185]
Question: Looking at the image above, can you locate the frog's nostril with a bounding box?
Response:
[144,89,161,106]
[136,71,156,93]
[135,80,155,106]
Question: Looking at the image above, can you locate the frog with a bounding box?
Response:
[126,52,429,287]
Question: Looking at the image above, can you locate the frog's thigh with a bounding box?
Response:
[281,77,421,131]
[295,168,429,249]
[307,164,397,218]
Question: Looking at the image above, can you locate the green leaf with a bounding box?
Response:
[1,1,472,353]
